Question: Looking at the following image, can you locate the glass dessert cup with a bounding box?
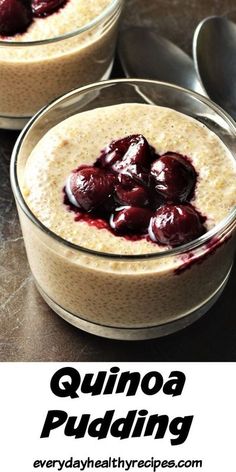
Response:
[0,0,122,130]
[10,79,236,340]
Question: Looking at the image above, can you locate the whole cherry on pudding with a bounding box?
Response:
[151,152,197,202]
[0,0,32,36]
[149,204,206,247]
[110,207,153,235]
[67,167,116,212]
[112,135,153,183]
[95,135,137,169]
[96,134,155,184]
[32,0,68,17]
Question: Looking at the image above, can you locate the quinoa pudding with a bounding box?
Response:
[15,102,236,339]
[0,0,122,126]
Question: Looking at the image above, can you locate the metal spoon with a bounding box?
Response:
[118,26,205,95]
[193,16,236,118]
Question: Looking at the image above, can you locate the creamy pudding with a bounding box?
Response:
[14,102,236,338]
[0,0,122,126]
[22,104,236,252]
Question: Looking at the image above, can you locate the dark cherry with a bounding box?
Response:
[0,0,32,36]
[96,134,153,182]
[95,195,117,218]
[151,152,197,202]
[112,134,152,179]
[117,173,134,187]
[149,204,205,247]
[68,167,116,212]
[111,207,153,235]
[95,136,133,169]
[115,174,149,207]
[148,186,166,211]
[115,184,149,207]
[32,0,67,17]
[64,135,203,244]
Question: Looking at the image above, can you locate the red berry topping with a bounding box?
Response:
[32,0,67,17]
[115,174,149,207]
[95,136,133,169]
[0,0,32,36]
[110,207,153,235]
[64,135,204,244]
[96,134,154,182]
[151,152,196,202]
[68,167,116,212]
[149,204,205,247]
[116,184,149,207]
[112,134,152,179]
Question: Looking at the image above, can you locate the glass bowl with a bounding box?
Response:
[10,79,236,340]
[0,0,123,130]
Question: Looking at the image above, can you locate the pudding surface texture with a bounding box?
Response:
[22,103,236,256]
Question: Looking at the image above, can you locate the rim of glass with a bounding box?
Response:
[11,78,236,260]
[0,0,120,47]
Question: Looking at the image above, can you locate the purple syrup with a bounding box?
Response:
[175,234,232,275]
[63,134,207,247]
[63,188,146,242]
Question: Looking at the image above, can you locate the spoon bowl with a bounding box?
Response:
[193,16,236,119]
[118,26,205,95]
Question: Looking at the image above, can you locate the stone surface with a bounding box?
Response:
[0,0,235,361]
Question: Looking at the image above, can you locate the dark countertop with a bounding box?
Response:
[0,0,235,362]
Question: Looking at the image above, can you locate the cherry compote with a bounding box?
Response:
[65,134,206,247]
